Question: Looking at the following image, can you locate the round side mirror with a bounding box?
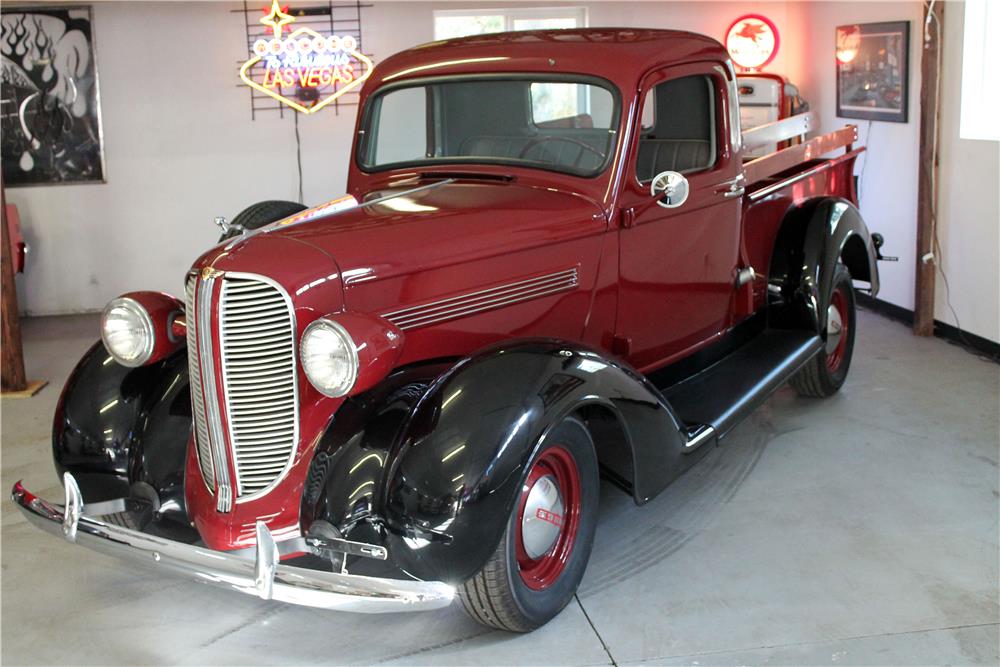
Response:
[650,171,690,209]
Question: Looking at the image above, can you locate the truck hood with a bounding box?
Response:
[191,234,344,316]
[257,179,605,288]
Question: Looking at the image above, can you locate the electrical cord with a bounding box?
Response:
[294,111,304,204]
[924,2,997,364]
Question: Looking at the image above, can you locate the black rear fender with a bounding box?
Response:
[53,342,190,523]
[768,197,879,333]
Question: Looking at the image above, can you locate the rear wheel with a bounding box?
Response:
[790,263,856,397]
[218,200,307,242]
[459,417,599,632]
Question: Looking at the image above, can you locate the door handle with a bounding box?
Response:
[714,174,746,199]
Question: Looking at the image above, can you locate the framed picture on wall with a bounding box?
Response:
[1,5,106,186]
[835,21,910,123]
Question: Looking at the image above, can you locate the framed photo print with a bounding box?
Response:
[1,5,106,186]
[836,21,910,123]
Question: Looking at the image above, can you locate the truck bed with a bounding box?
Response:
[738,122,866,312]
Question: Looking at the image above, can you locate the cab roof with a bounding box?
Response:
[363,28,731,95]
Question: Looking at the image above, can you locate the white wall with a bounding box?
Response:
[7,0,807,316]
[935,0,999,342]
[799,0,999,343]
[9,1,359,315]
[798,1,924,314]
[8,1,998,344]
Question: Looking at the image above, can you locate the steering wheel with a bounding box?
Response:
[518,136,606,169]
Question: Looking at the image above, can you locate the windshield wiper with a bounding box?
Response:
[419,171,516,183]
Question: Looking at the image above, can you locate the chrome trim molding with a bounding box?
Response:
[747,158,846,201]
[683,425,716,453]
[12,476,455,614]
[186,271,234,512]
[186,274,216,494]
[382,268,579,331]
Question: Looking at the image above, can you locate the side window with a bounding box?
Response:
[635,74,718,183]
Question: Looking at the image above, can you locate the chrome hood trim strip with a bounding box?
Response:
[382,268,579,331]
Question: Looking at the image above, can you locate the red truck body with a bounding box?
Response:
[18,28,880,631]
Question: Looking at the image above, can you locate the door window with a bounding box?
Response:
[635,75,718,182]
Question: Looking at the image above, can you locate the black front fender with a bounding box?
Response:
[299,361,450,549]
[769,197,880,332]
[377,340,687,583]
[53,342,191,523]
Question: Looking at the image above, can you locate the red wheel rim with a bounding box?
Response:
[826,287,850,372]
[514,446,581,591]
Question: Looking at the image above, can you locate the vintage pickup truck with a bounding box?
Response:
[14,29,886,632]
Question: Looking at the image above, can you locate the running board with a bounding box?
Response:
[659,330,823,449]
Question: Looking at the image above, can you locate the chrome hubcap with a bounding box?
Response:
[826,303,844,354]
[520,475,564,559]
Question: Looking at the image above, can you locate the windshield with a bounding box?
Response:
[359,76,620,177]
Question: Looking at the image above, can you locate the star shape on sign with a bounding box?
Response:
[260,0,294,39]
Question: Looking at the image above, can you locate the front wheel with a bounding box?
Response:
[790,263,857,397]
[458,417,599,632]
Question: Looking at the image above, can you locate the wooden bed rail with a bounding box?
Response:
[743,124,861,186]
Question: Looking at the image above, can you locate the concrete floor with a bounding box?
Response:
[2,310,998,666]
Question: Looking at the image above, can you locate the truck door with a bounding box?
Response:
[616,63,743,373]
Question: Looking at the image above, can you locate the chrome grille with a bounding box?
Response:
[219,274,299,497]
[185,275,214,490]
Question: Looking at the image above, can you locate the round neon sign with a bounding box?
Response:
[725,14,779,71]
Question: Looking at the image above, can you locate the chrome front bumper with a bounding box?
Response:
[11,474,454,614]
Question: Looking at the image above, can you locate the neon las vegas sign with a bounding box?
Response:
[239,0,374,114]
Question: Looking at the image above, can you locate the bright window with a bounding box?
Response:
[361,77,618,177]
[433,7,587,40]
[960,0,1000,141]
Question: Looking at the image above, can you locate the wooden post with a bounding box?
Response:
[1,173,28,391]
[914,0,944,336]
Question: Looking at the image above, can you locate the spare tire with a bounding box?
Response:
[218,200,308,242]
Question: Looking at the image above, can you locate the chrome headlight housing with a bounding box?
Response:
[300,318,359,397]
[101,297,155,367]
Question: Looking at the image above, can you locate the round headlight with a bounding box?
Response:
[300,318,359,397]
[101,297,155,367]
